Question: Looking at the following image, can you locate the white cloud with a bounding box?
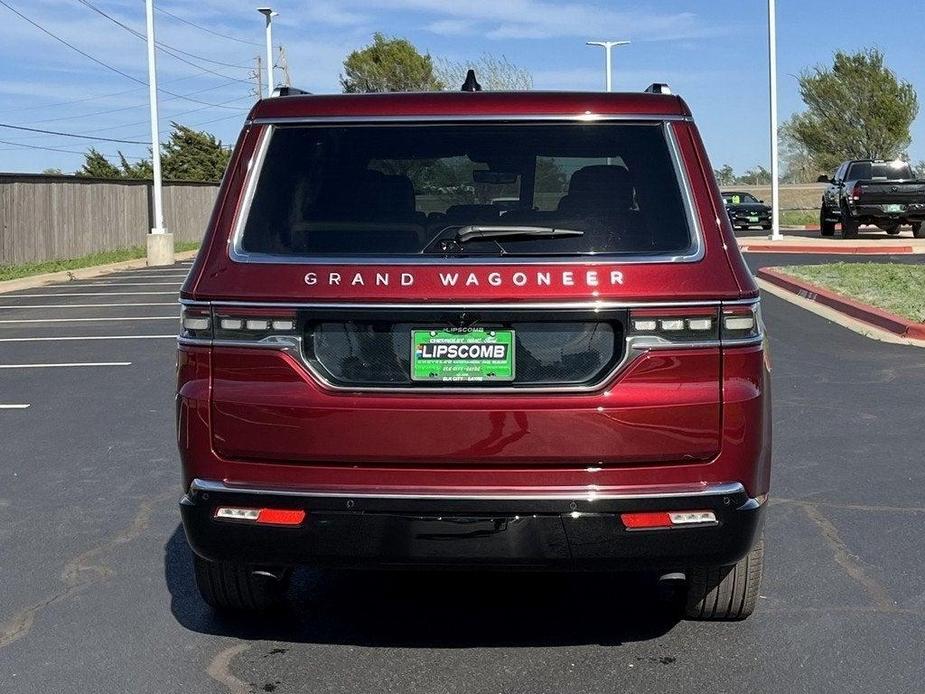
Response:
[352,0,722,42]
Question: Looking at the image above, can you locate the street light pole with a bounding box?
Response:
[768,0,782,240]
[144,0,173,265]
[586,40,630,92]
[258,7,277,97]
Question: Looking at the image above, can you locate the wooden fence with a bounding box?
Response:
[0,173,219,266]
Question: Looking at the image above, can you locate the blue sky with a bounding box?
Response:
[0,0,923,174]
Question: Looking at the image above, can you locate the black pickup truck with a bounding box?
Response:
[819,160,925,238]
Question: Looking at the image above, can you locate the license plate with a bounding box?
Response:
[885,204,903,213]
[412,328,515,382]
[748,216,760,223]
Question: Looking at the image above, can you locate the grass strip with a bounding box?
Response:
[0,241,200,282]
[776,263,925,323]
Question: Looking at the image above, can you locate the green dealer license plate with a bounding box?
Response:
[412,328,515,382]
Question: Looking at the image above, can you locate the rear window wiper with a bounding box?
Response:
[453,225,584,243]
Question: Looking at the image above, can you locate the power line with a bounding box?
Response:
[25,80,244,126]
[0,122,149,145]
[0,138,144,159]
[154,6,261,47]
[75,0,251,74]
[0,0,146,85]
[0,0,247,109]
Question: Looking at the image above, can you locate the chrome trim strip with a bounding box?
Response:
[227,121,704,266]
[206,299,725,310]
[190,478,744,502]
[249,114,694,125]
[184,298,756,310]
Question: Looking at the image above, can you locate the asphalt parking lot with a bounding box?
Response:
[1,255,924,694]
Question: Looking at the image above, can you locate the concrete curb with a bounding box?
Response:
[757,267,925,340]
[0,250,198,294]
[740,242,915,255]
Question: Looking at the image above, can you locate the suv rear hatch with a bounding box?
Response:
[187,107,741,470]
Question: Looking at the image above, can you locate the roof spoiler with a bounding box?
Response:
[644,83,672,95]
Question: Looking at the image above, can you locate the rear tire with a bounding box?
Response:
[819,206,836,236]
[840,205,859,239]
[913,222,924,239]
[684,539,764,621]
[193,554,290,612]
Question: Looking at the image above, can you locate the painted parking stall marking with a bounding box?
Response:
[0,335,176,343]
[0,361,132,369]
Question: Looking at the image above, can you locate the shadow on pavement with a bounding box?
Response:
[164,525,681,648]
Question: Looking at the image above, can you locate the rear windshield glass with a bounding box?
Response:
[238,123,693,258]
[847,162,913,180]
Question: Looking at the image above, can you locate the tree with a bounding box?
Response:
[77,148,122,178]
[161,123,230,181]
[912,161,925,179]
[41,167,63,175]
[435,54,533,91]
[780,124,818,183]
[783,49,918,172]
[77,123,229,182]
[737,166,772,186]
[713,164,735,186]
[341,33,444,93]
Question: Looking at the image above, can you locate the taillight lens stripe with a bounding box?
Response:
[180,305,300,342]
[628,307,720,342]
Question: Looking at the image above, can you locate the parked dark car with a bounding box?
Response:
[819,160,925,238]
[177,85,770,621]
[722,191,772,230]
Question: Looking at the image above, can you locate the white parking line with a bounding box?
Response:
[109,273,188,279]
[0,316,177,324]
[9,292,178,297]
[0,361,132,369]
[0,404,30,409]
[0,303,176,309]
[0,335,176,342]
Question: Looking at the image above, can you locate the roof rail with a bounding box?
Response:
[271,86,311,97]
[644,83,672,95]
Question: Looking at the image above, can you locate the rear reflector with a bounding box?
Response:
[621,510,716,530]
[214,506,306,527]
[256,508,306,526]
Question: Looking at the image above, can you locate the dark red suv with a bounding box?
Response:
[177,85,771,620]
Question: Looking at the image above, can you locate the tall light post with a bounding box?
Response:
[144,0,172,265]
[586,40,630,92]
[257,7,277,97]
[768,0,782,240]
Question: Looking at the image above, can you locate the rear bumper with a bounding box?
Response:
[180,479,765,570]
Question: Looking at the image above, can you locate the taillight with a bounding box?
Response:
[851,182,863,202]
[721,303,762,343]
[628,307,719,343]
[621,510,717,530]
[179,304,298,342]
[180,305,211,340]
[214,506,306,526]
[628,302,762,346]
[213,307,298,341]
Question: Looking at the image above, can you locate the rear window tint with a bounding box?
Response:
[847,162,913,180]
[238,123,694,258]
